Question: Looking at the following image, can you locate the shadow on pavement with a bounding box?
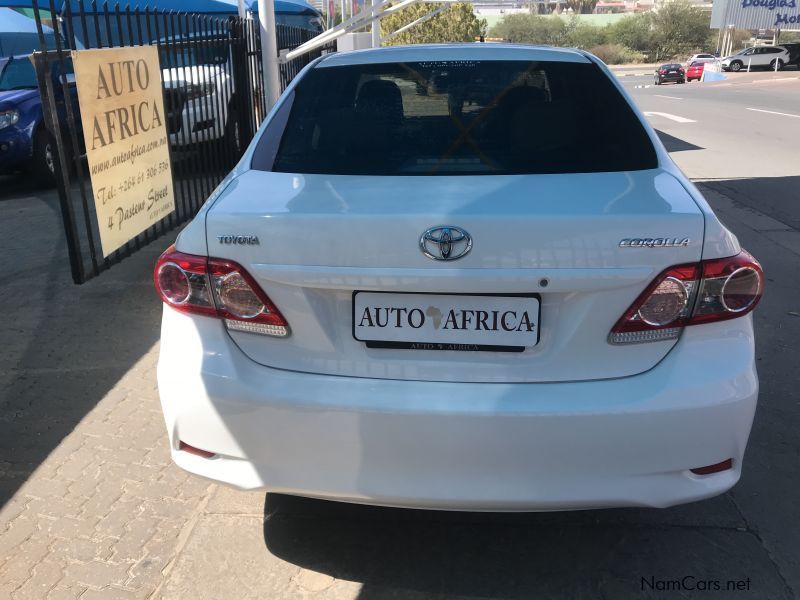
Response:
[655,130,704,153]
[262,492,791,599]
[699,176,800,232]
[0,173,168,506]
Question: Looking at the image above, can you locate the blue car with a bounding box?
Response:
[0,54,79,184]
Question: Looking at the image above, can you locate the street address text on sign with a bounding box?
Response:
[72,46,175,257]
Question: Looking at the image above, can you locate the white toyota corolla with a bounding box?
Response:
[154,44,763,511]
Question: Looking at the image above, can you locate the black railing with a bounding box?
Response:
[277,25,336,90]
[29,0,328,284]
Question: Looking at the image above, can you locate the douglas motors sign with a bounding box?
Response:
[743,0,799,27]
[712,0,800,29]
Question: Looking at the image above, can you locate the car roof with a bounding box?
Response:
[317,43,592,68]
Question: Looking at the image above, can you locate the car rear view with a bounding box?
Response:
[155,45,762,510]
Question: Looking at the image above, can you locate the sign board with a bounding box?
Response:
[72,46,175,257]
[711,0,800,31]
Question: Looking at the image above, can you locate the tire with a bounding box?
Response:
[770,59,784,71]
[678,79,685,84]
[224,108,242,156]
[729,60,743,72]
[29,129,58,186]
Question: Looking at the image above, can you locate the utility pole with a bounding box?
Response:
[237,0,246,19]
[371,0,381,47]
[258,0,281,109]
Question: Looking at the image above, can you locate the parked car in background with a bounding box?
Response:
[686,53,716,65]
[721,46,790,71]
[157,32,241,152]
[778,42,800,68]
[654,63,685,85]
[686,61,705,82]
[0,54,79,184]
[155,44,763,511]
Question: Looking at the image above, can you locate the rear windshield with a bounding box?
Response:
[256,59,658,176]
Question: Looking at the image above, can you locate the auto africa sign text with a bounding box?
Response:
[89,59,163,150]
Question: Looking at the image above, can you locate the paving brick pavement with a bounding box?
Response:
[0,179,368,600]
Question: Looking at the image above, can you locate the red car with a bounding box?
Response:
[686,61,705,82]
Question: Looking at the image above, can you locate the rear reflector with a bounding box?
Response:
[610,251,763,344]
[178,441,216,459]
[690,459,733,475]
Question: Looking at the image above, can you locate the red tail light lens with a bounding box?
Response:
[691,252,763,324]
[154,246,290,337]
[610,251,763,344]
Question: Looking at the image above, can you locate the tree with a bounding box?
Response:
[380,3,487,46]
[488,14,569,46]
[647,1,713,61]
[566,18,609,48]
[564,0,599,15]
[608,14,651,55]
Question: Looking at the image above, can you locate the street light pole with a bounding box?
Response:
[258,0,281,109]
[371,0,381,47]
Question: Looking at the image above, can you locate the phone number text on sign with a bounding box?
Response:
[72,46,175,257]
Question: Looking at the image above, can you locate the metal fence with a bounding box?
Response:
[30,0,331,284]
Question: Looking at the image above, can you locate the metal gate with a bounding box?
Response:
[30,0,330,284]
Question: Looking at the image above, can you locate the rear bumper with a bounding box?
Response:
[157,307,758,511]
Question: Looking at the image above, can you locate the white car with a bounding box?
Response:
[686,53,716,65]
[158,33,240,150]
[154,44,763,511]
[721,46,791,71]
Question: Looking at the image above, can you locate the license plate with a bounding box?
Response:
[353,292,540,352]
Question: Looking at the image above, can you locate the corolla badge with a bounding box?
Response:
[619,237,690,248]
[420,226,472,261]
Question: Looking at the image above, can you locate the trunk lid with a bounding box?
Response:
[205,168,704,383]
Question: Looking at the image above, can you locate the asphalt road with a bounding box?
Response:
[0,71,798,599]
[625,70,800,228]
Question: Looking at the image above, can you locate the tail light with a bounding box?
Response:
[610,251,763,344]
[154,245,289,337]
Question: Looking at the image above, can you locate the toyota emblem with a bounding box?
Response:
[419,226,472,261]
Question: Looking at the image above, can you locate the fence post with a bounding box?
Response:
[231,18,255,147]
[258,0,281,109]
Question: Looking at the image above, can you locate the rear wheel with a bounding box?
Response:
[224,108,242,156]
[770,59,784,71]
[729,60,743,72]
[29,129,58,186]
